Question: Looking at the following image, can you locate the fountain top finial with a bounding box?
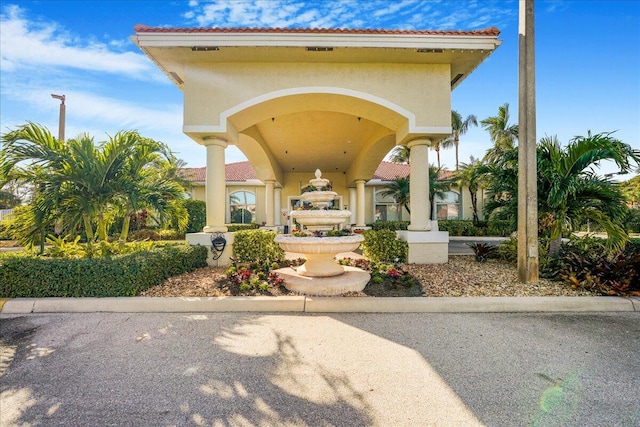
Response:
[315,169,322,179]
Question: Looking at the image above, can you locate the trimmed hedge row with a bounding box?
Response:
[370,219,516,237]
[0,244,208,298]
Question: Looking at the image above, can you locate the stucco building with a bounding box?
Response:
[133,25,501,264]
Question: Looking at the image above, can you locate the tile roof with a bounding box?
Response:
[182,161,451,183]
[373,161,410,180]
[134,25,500,37]
[181,162,258,182]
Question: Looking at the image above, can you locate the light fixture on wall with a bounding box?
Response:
[191,46,219,51]
[306,46,333,51]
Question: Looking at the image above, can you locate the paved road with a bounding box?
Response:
[1,312,638,426]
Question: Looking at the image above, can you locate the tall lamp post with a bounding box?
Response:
[51,94,65,141]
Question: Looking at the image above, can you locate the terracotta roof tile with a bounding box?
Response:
[373,161,410,180]
[181,162,258,182]
[134,25,500,37]
[182,161,451,183]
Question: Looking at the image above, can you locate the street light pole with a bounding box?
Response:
[51,94,65,141]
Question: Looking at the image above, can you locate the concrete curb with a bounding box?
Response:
[0,296,637,314]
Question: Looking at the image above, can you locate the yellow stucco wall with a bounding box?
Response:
[184,62,451,131]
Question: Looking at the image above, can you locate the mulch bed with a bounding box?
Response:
[140,255,599,298]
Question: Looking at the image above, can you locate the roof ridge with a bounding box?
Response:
[133,24,500,37]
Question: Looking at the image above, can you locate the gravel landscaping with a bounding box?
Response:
[140,255,599,298]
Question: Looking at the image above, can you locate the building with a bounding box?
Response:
[133,25,501,264]
[182,161,487,229]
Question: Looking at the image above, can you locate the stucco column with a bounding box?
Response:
[274,187,282,226]
[355,180,366,227]
[265,179,275,227]
[407,139,432,231]
[349,187,357,225]
[203,138,228,233]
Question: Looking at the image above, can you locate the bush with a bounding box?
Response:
[0,221,13,240]
[232,229,285,263]
[487,219,516,237]
[227,223,259,232]
[185,199,206,233]
[438,220,485,236]
[626,209,640,234]
[0,244,208,298]
[559,251,640,295]
[370,221,409,231]
[361,229,407,263]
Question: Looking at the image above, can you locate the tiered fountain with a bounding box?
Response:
[274,169,370,295]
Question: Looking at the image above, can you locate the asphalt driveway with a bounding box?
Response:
[1,312,638,426]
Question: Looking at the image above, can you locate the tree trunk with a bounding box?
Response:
[549,235,562,258]
[455,139,459,171]
[83,215,94,241]
[121,214,131,242]
[470,191,479,225]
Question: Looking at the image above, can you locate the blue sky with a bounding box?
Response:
[1,0,639,178]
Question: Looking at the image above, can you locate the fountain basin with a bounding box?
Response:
[300,191,338,209]
[290,209,351,231]
[275,235,364,277]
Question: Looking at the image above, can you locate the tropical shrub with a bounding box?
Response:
[232,229,285,263]
[185,199,206,233]
[558,251,640,296]
[361,229,407,263]
[487,219,515,237]
[0,244,207,298]
[467,242,498,262]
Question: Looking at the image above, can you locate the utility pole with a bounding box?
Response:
[518,0,539,283]
[51,94,66,141]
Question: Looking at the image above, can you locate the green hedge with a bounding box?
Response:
[232,229,285,263]
[0,244,208,298]
[227,223,260,232]
[372,219,515,237]
[361,229,408,263]
[370,221,409,231]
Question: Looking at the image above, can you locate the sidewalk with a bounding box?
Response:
[2,295,638,314]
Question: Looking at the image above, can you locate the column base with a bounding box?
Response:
[203,225,228,233]
[397,230,449,264]
[186,232,235,267]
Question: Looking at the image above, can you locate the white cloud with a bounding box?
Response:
[185,0,516,31]
[0,5,157,79]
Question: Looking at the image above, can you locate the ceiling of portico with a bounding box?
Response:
[248,111,392,174]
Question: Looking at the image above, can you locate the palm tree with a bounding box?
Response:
[441,110,478,170]
[452,156,484,225]
[429,165,452,220]
[1,123,188,246]
[481,103,518,163]
[389,145,410,164]
[538,132,639,256]
[379,177,411,219]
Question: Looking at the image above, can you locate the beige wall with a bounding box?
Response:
[184,62,451,131]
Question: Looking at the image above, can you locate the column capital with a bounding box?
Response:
[407,138,432,149]
[354,179,367,185]
[203,137,228,148]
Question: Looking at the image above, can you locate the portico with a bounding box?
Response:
[132,26,501,265]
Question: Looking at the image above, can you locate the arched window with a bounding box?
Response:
[375,190,401,222]
[229,191,256,224]
[435,191,460,220]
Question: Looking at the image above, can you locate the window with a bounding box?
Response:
[229,191,256,223]
[436,191,460,220]
[375,190,401,221]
